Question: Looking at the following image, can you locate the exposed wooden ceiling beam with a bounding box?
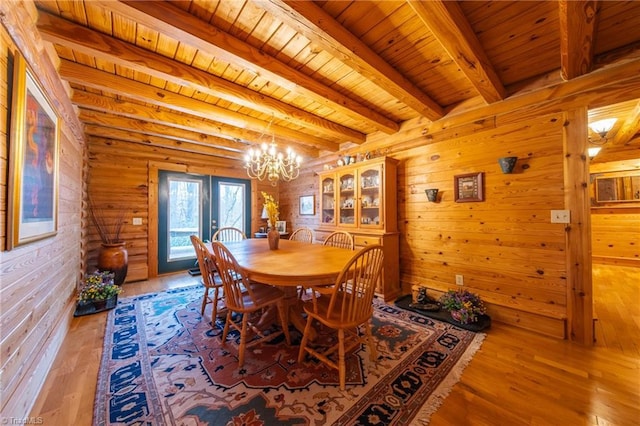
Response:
[37,11,365,144]
[78,108,319,159]
[610,101,640,146]
[95,0,399,134]
[559,0,598,81]
[84,125,246,160]
[71,91,319,159]
[407,0,506,104]
[58,60,338,152]
[425,58,640,134]
[259,0,444,121]
[79,109,244,152]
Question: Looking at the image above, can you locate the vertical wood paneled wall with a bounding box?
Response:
[0,3,85,418]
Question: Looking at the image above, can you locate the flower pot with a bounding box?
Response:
[498,156,518,174]
[98,242,128,285]
[425,188,438,202]
[267,229,280,250]
[74,294,118,317]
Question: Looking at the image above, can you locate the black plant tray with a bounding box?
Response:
[395,295,491,332]
[74,296,118,317]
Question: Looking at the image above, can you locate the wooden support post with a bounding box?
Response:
[562,107,594,344]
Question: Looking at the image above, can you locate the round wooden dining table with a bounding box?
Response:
[218,238,355,286]
[208,238,356,339]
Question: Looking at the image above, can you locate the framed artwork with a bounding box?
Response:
[275,220,287,233]
[7,51,59,249]
[299,194,315,215]
[454,172,484,203]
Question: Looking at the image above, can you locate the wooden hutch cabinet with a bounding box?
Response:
[316,157,400,301]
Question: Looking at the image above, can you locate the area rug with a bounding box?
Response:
[94,285,485,425]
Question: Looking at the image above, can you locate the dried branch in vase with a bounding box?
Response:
[89,196,126,244]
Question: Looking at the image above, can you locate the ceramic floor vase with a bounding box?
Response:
[98,242,128,285]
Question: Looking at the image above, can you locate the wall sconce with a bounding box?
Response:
[588,118,617,140]
[588,146,601,158]
[425,188,439,202]
[587,118,616,158]
[498,156,518,174]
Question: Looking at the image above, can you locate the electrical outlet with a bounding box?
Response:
[550,210,570,223]
[455,274,464,286]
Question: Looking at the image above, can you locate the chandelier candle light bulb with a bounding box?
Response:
[245,141,302,185]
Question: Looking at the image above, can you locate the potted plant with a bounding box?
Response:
[76,270,122,315]
[439,289,487,324]
[89,196,128,285]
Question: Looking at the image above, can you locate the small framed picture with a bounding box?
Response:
[7,51,60,249]
[454,172,484,202]
[299,195,315,215]
[275,220,286,233]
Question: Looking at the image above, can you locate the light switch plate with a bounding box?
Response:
[133,217,143,225]
[550,210,570,223]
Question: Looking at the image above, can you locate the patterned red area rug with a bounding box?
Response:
[94,285,485,425]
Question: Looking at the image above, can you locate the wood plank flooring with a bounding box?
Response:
[30,265,640,425]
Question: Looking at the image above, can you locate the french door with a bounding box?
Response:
[158,171,250,274]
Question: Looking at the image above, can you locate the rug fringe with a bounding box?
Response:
[411,332,486,425]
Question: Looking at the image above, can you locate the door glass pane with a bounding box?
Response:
[168,178,201,261]
[217,182,245,230]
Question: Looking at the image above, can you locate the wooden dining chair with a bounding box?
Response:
[289,227,314,244]
[212,227,247,242]
[289,227,315,298]
[210,241,291,368]
[322,230,355,250]
[298,244,384,390]
[190,235,224,325]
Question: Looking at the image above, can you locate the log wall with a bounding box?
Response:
[87,137,270,281]
[282,112,571,338]
[1,0,639,418]
[0,2,85,418]
[589,160,640,267]
[280,60,640,343]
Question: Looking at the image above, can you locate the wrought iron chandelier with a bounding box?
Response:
[244,120,301,184]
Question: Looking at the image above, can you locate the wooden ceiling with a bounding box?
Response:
[33,1,640,164]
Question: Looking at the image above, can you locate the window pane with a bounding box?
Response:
[168,178,200,261]
[218,182,244,230]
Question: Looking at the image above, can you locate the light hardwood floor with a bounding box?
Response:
[30,264,640,425]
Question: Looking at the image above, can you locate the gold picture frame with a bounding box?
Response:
[454,172,484,203]
[7,51,59,249]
